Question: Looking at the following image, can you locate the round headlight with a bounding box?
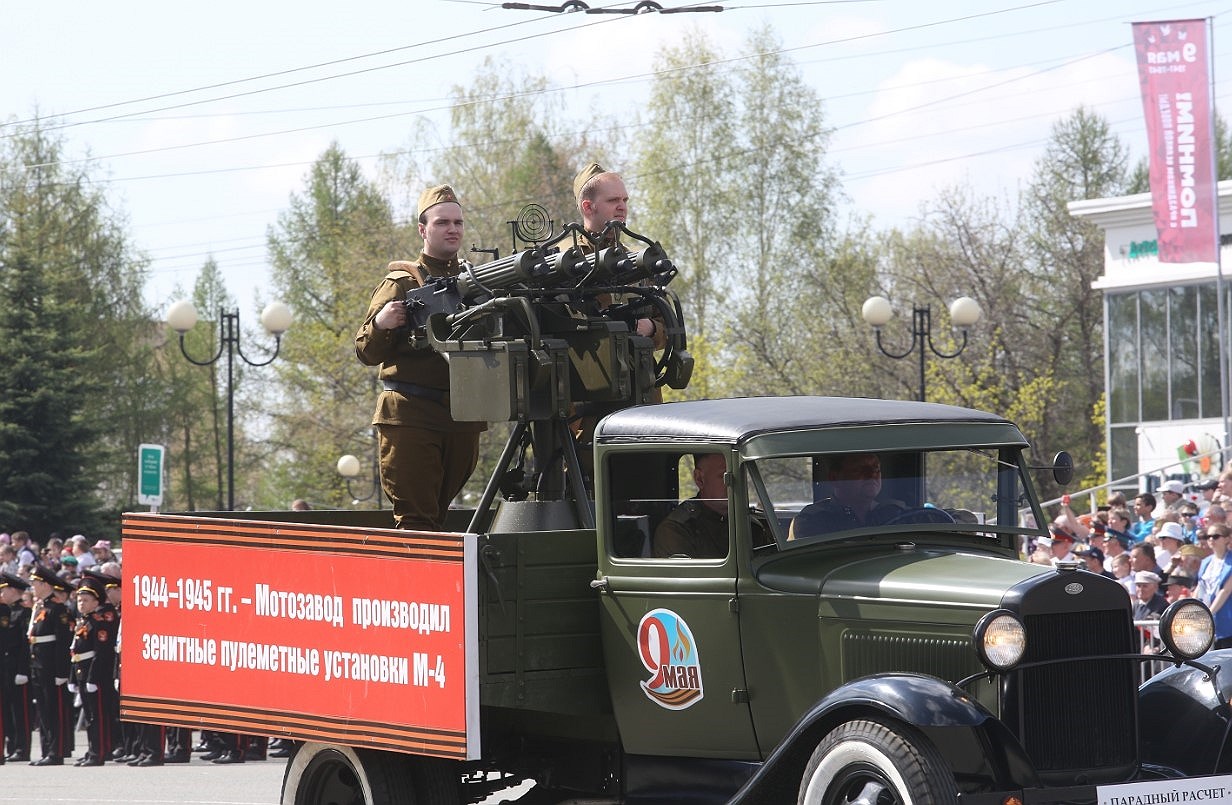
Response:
[974,609,1026,671]
[1159,599,1214,660]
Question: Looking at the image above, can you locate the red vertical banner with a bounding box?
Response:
[1133,19,1218,264]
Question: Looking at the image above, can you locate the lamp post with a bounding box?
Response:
[337,430,383,508]
[166,300,293,511]
[861,295,981,402]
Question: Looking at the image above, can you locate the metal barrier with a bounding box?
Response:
[1133,619,1171,683]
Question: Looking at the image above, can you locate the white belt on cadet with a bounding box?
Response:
[30,635,56,644]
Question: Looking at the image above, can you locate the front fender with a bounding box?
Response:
[731,673,1039,803]
[1139,649,1232,775]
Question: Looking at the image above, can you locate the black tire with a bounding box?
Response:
[797,719,958,805]
[281,742,461,805]
[409,756,463,804]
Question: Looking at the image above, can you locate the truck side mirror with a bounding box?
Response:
[1052,451,1074,486]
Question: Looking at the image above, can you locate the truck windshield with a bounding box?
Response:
[747,447,1035,547]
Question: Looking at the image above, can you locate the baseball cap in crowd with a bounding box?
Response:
[1159,480,1185,496]
[1195,479,1219,491]
[92,539,111,551]
[1134,570,1162,586]
[1075,545,1105,563]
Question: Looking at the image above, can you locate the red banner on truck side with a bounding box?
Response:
[119,513,479,760]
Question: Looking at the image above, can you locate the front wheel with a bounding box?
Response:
[798,719,958,805]
[282,742,461,805]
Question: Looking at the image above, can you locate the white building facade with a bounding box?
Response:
[1069,182,1232,492]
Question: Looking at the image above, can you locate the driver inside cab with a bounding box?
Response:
[789,453,904,539]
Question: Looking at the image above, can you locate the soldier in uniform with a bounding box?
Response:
[654,454,730,559]
[28,565,72,765]
[790,453,905,539]
[355,184,485,531]
[85,569,131,763]
[0,571,32,761]
[70,575,118,765]
[572,163,665,348]
[569,164,669,471]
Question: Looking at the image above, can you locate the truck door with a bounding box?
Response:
[594,450,759,760]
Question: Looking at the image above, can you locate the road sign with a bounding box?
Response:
[138,444,165,507]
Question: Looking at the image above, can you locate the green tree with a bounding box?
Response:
[0,253,100,534]
[416,56,606,254]
[1020,106,1128,479]
[263,143,406,509]
[634,27,737,384]
[0,119,154,535]
[723,26,846,398]
[879,187,1031,406]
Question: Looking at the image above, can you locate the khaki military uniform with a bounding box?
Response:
[355,252,485,531]
[570,231,667,464]
[653,499,728,559]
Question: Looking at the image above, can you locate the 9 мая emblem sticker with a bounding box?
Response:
[636,608,704,710]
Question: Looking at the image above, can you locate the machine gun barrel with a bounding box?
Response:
[454,248,552,299]
[454,247,589,299]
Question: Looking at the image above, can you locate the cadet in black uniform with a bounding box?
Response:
[70,576,118,765]
[28,565,72,765]
[0,572,32,761]
[89,569,127,763]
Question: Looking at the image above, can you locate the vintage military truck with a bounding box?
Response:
[121,222,1232,804]
[122,395,1232,804]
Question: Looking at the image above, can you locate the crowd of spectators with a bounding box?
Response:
[1027,468,1232,651]
[0,531,115,583]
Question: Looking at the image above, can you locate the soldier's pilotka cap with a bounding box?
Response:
[0,571,29,591]
[416,184,460,219]
[573,162,606,204]
[30,564,69,591]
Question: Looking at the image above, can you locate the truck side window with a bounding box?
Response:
[606,451,681,558]
[605,452,730,560]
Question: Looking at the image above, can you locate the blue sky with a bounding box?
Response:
[3,0,1229,314]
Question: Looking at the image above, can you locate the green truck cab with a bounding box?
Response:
[460,394,1222,803]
